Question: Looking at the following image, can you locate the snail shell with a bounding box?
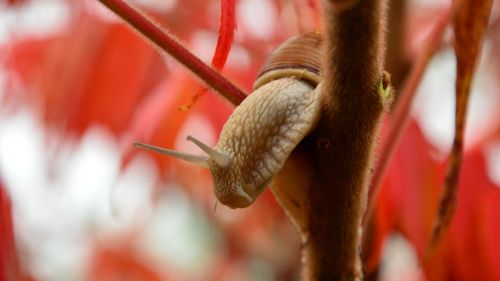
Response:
[253,31,323,89]
[134,32,324,212]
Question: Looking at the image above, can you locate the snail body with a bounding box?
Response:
[134,32,324,214]
[211,77,322,208]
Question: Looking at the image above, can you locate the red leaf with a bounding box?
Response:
[121,72,198,175]
[365,120,500,280]
[0,181,19,281]
[4,15,166,137]
[87,244,166,281]
[431,0,494,248]
[5,0,26,6]
[426,149,500,280]
[211,0,237,71]
[66,22,166,136]
[363,120,442,272]
[0,180,35,281]
[293,0,323,31]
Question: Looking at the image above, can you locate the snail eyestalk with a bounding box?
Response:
[133,142,209,167]
[187,135,232,168]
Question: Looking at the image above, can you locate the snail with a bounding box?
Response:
[134,32,325,220]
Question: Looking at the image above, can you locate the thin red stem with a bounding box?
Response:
[97,0,247,106]
[363,7,453,225]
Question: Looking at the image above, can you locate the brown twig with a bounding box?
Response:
[97,0,247,106]
[301,0,388,279]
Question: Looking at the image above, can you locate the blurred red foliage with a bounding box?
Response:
[0,181,34,281]
[366,120,500,280]
[1,0,500,280]
[4,14,167,137]
[0,180,19,281]
[87,243,166,281]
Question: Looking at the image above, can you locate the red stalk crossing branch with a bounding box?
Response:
[98,0,247,106]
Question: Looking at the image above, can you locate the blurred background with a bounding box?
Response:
[0,0,500,280]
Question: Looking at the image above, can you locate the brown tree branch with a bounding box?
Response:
[301,0,387,279]
[97,0,247,106]
[385,0,409,90]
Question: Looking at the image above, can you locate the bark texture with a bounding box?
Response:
[301,0,387,280]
